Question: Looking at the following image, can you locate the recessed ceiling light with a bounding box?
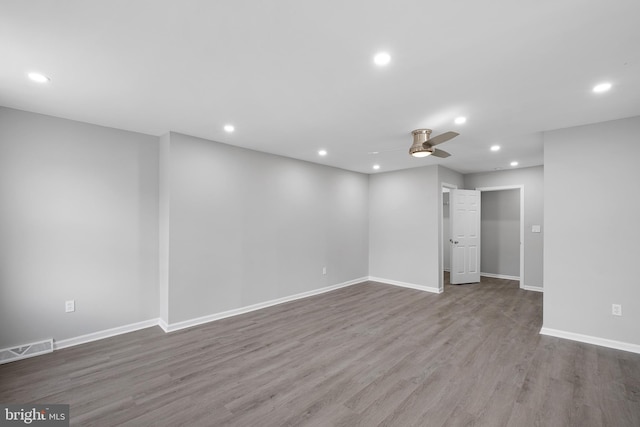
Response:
[593,82,612,93]
[490,145,501,151]
[373,52,391,66]
[318,149,327,156]
[510,161,519,167]
[454,116,467,125]
[223,124,235,133]
[373,164,380,170]
[28,72,50,83]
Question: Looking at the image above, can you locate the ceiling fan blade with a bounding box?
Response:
[431,148,451,158]
[425,131,459,147]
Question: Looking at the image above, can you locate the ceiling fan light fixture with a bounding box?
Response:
[410,129,433,157]
[408,128,457,158]
[410,147,433,157]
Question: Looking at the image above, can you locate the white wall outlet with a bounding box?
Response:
[612,304,622,316]
[322,266,327,275]
[65,300,75,313]
[532,225,541,233]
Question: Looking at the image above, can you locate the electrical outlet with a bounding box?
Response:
[322,266,327,275]
[612,304,622,316]
[65,300,75,313]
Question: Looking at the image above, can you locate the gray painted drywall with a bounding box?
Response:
[368,165,463,290]
[369,166,439,288]
[0,107,159,348]
[162,132,369,324]
[544,116,640,346]
[481,189,520,277]
[464,166,543,288]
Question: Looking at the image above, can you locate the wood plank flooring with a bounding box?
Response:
[1,276,639,426]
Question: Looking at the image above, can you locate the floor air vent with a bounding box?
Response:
[0,339,53,364]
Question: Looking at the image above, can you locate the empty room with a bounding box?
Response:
[1,1,639,426]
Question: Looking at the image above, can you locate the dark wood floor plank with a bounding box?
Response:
[1,275,639,426]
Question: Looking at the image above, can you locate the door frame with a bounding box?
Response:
[475,185,525,289]
[440,182,458,291]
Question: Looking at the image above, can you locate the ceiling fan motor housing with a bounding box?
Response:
[412,129,432,145]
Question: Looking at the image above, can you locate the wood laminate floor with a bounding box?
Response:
[1,276,639,426]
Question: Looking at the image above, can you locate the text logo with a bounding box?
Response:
[0,404,69,426]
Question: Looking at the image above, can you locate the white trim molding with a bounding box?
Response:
[30,277,372,354]
[540,327,640,354]
[480,272,520,281]
[158,318,169,333]
[523,285,543,293]
[368,276,442,294]
[440,182,458,290]
[162,277,368,333]
[54,318,159,350]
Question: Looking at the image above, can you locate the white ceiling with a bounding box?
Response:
[2,1,639,174]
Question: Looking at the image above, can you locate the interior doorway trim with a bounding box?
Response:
[440,182,458,291]
[475,185,525,289]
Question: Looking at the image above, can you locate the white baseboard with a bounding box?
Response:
[158,318,169,333]
[368,276,442,294]
[25,278,369,355]
[523,285,543,293]
[54,318,160,350]
[540,327,640,354]
[163,277,368,333]
[37,275,444,357]
[481,272,520,281]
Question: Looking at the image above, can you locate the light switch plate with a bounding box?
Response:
[532,225,541,233]
[612,304,622,316]
[65,300,75,313]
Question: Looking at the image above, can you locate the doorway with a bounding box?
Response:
[440,182,457,291]
[440,184,525,290]
[476,185,524,288]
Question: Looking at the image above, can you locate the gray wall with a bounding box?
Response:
[369,166,439,289]
[464,166,544,289]
[0,107,159,348]
[544,116,640,346]
[481,189,520,277]
[369,165,463,291]
[0,109,370,347]
[162,132,369,324]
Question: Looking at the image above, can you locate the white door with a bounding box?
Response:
[450,189,481,284]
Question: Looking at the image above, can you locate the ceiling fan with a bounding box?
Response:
[409,129,459,158]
